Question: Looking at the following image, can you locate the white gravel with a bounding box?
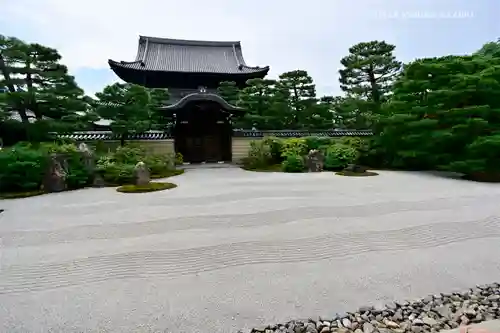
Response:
[1,168,500,333]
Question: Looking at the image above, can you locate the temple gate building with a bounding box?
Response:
[108,36,270,163]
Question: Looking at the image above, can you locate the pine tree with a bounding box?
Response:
[237,78,279,129]
[278,70,316,129]
[339,41,401,116]
[216,81,239,106]
[95,83,154,146]
[0,34,88,137]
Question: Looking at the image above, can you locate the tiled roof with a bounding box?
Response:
[161,93,242,111]
[58,131,173,141]
[233,129,374,137]
[58,130,373,141]
[109,36,269,75]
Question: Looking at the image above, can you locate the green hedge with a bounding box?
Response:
[242,136,366,173]
[0,142,180,195]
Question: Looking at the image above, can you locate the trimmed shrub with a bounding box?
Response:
[244,140,272,169]
[0,146,47,192]
[324,144,359,170]
[261,137,283,163]
[304,136,333,151]
[96,162,135,185]
[281,138,308,158]
[281,154,305,173]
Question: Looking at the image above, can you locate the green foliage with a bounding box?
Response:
[324,144,359,170]
[304,136,333,151]
[243,140,272,169]
[0,145,47,192]
[94,83,157,145]
[261,136,283,163]
[278,70,321,129]
[175,152,184,165]
[0,34,92,135]
[374,52,500,177]
[116,182,177,193]
[113,145,147,164]
[217,81,239,106]
[280,138,308,157]
[474,39,500,58]
[96,162,135,185]
[281,154,305,173]
[237,78,285,129]
[95,144,176,185]
[339,41,401,128]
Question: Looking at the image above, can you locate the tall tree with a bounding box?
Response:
[237,78,281,129]
[95,83,154,146]
[148,88,170,130]
[331,96,373,129]
[0,34,88,136]
[278,70,316,129]
[216,81,239,106]
[377,54,500,174]
[339,41,401,116]
[474,39,500,58]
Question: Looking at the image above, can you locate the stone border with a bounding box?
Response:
[247,283,500,333]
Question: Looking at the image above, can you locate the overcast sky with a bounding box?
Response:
[1,0,498,97]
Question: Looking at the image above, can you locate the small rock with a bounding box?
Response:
[305,323,318,333]
[359,306,374,313]
[422,317,438,327]
[341,318,352,329]
[320,327,330,333]
[411,326,424,333]
[392,310,403,321]
[412,319,425,326]
[383,319,400,329]
[363,322,375,333]
[460,315,470,325]
[464,309,476,317]
[386,302,397,310]
[434,305,452,318]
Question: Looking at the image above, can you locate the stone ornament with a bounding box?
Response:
[134,161,150,186]
[43,154,67,192]
[307,149,324,172]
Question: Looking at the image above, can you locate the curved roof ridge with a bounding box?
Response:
[161,92,243,111]
[139,35,241,47]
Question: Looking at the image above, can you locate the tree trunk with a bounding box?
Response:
[120,134,126,146]
[0,53,31,127]
[367,67,381,111]
[0,53,17,93]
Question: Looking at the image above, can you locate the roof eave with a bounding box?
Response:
[109,59,269,76]
[160,93,243,112]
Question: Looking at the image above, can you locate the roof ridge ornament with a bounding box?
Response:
[142,37,149,63]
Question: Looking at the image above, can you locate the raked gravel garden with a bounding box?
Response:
[1,167,500,333]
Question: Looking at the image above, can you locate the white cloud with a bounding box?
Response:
[2,0,481,96]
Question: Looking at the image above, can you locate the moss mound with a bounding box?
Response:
[0,190,46,199]
[116,182,177,193]
[336,170,379,177]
